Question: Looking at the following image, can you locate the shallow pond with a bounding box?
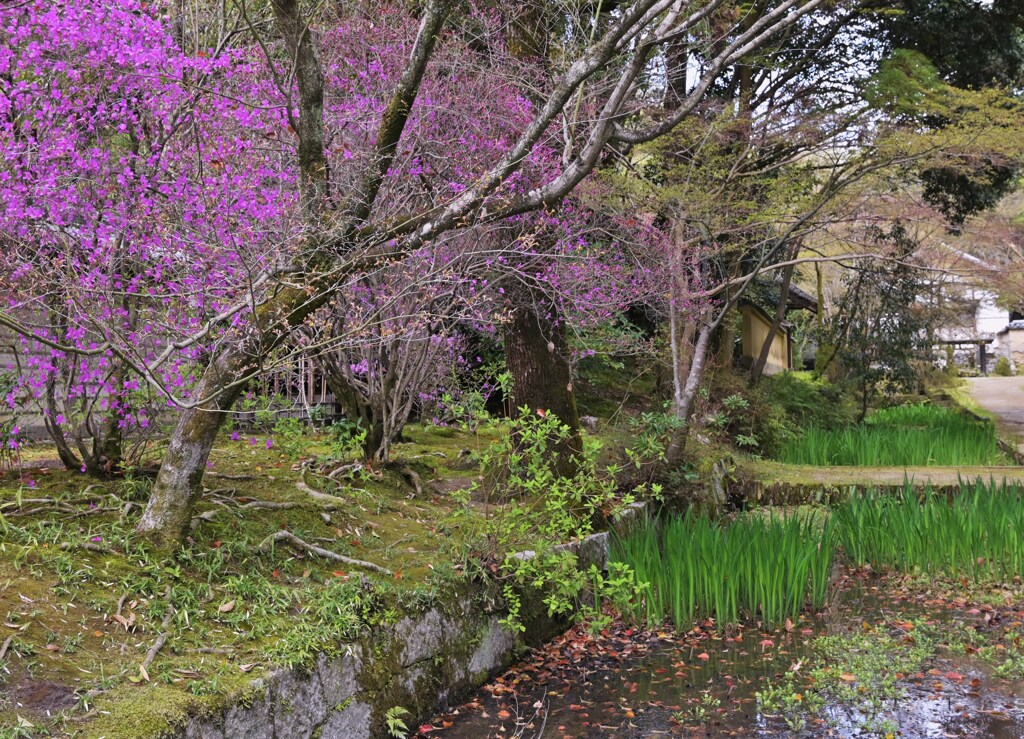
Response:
[426,575,1024,737]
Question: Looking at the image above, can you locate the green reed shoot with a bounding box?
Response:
[834,478,1024,581]
[611,510,836,632]
[777,403,1004,466]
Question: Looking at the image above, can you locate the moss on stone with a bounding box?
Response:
[83,686,210,739]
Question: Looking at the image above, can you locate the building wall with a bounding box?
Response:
[976,290,1011,335]
[741,305,790,375]
[996,328,1024,370]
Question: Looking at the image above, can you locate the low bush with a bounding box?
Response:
[704,371,853,457]
[461,409,637,633]
[761,372,853,432]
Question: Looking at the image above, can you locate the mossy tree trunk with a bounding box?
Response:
[503,292,582,478]
[135,0,328,548]
[134,0,453,547]
[135,350,247,548]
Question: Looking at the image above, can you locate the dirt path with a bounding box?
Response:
[745,460,1024,488]
[967,376,1024,456]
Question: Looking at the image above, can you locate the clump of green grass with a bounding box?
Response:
[611,511,836,631]
[863,401,964,428]
[834,478,1024,580]
[775,403,1004,466]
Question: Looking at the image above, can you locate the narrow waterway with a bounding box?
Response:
[428,579,1024,738]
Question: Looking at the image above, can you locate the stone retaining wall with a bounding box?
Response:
[181,604,523,739]
[176,502,648,739]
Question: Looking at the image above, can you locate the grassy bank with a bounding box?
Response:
[0,424,487,736]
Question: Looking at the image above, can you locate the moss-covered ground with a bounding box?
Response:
[0,424,499,738]
[0,355,663,738]
[6,362,1019,737]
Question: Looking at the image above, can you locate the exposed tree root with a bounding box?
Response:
[189,509,221,531]
[0,634,13,661]
[2,493,122,518]
[257,530,392,576]
[207,472,255,480]
[140,597,175,681]
[59,541,109,553]
[399,465,424,497]
[327,462,363,480]
[240,500,298,511]
[295,481,349,507]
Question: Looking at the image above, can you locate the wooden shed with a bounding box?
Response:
[740,302,793,375]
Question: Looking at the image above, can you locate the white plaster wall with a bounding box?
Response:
[975,290,1010,335]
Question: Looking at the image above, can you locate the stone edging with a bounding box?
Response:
[174,502,649,739]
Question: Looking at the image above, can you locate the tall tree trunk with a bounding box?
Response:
[714,253,744,368]
[503,295,582,478]
[501,5,581,476]
[365,413,387,464]
[134,0,451,546]
[670,305,697,416]
[93,366,126,474]
[136,0,325,548]
[665,321,713,465]
[41,292,84,471]
[135,349,247,548]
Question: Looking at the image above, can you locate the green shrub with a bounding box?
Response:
[710,372,853,456]
[270,416,308,459]
[994,356,1013,376]
[762,372,853,431]
[465,408,636,632]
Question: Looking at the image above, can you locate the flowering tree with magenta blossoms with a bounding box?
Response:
[0,0,297,473]
[0,0,834,547]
